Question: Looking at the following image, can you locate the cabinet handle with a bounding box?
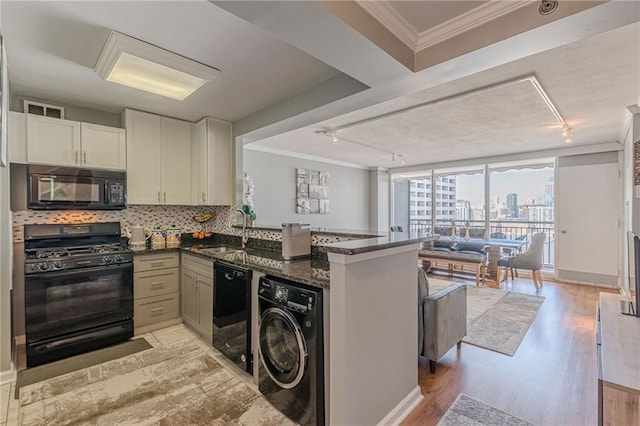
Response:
[150,262,165,267]
[151,282,165,289]
[157,191,161,203]
[202,192,206,203]
[75,150,79,163]
[150,307,165,316]
[83,151,87,164]
[163,192,167,203]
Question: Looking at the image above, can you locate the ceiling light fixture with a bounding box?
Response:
[538,0,558,15]
[95,31,220,101]
[562,124,572,143]
[529,77,573,143]
[331,132,338,143]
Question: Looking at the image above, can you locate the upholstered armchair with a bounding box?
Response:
[418,268,467,373]
[497,232,546,287]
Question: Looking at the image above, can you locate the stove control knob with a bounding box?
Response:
[53,261,63,270]
[38,263,50,271]
[114,255,124,263]
[103,256,113,265]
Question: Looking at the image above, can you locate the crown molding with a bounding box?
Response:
[355,0,418,51]
[415,0,536,51]
[619,103,640,143]
[356,0,535,52]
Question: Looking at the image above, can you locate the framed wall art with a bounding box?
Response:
[296,168,329,214]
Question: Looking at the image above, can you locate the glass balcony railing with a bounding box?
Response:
[409,219,555,266]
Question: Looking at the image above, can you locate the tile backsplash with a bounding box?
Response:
[11,205,369,246]
[11,205,232,242]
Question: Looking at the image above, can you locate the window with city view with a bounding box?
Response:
[392,158,555,266]
[436,166,485,236]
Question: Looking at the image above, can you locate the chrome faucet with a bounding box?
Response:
[233,207,249,249]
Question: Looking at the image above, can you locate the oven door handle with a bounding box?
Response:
[26,263,133,280]
[36,325,126,351]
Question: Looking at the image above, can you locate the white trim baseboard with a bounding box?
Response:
[0,362,16,385]
[377,385,424,426]
[14,334,25,346]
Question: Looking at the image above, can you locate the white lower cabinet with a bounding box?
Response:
[181,253,213,341]
[133,253,180,334]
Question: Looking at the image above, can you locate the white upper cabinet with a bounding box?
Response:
[26,115,81,167]
[162,118,192,205]
[25,114,126,170]
[80,123,126,170]
[123,109,192,205]
[8,111,27,163]
[191,117,232,205]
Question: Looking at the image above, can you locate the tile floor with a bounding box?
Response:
[0,324,289,426]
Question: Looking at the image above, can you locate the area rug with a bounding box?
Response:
[15,338,153,399]
[19,339,294,426]
[428,277,544,356]
[437,393,532,426]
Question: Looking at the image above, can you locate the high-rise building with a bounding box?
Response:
[506,193,518,218]
[408,176,456,223]
[521,204,554,222]
[456,200,471,220]
[543,176,554,207]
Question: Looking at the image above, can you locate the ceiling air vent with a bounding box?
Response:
[24,100,64,119]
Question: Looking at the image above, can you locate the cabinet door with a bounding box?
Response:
[8,111,27,163]
[181,268,199,327]
[191,120,208,205]
[162,118,191,205]
[205,119,232,205]
[80,123,126,170]
[26,115,81,167]
[198,275,213,335]
[124,110,162,204]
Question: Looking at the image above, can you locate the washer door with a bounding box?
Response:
[259,307,307,389]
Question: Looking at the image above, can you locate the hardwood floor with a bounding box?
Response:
[403,273,619,426]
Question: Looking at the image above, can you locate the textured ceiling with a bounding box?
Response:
[249,22,640,168]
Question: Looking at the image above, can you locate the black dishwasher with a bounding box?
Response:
[213,262,253,374]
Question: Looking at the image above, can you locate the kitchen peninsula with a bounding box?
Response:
[171,231,436,425]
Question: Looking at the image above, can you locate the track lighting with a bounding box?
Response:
[561,124,572,143]
[316,129,408,165]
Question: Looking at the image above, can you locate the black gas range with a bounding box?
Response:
[23,222,134,367]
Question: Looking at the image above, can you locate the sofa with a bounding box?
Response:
[418,268,467,373]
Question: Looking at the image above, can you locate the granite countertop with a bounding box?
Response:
[319,233,439,255]
[132,242,329,289]
[183,245,330,289]
[232,224,382,238]
[131,233,438,286]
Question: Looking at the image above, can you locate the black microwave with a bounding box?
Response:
[27,165,127,210]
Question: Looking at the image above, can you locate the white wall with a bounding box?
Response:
[0,12,15,381]
[243,148,371,230]
[368,168,390,233]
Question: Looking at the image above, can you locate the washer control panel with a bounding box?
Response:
[259,277,315,313]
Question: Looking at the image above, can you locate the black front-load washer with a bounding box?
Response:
[258,275,324,426]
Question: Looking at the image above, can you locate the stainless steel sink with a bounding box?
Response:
[199,247,244,256]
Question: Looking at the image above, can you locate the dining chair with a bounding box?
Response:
[501,234,528,257]
[497,232,546,287]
